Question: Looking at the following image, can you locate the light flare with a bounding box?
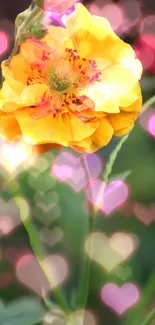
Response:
[0,31,8,55]
[2,142,30,172]
[148,114,155,137]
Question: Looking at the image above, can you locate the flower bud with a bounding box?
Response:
[35,0,78,14]
[35,0,44,8]
[15,8,31,29]
[30,21,47,39]
[18,32,30,44]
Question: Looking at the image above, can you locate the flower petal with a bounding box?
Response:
[20,39,45,64]
[107,106,140,136]
[62,112,99,141]
[90,117,114,151]
[70,137,92,153]
[44,26,73,54]
[0,81,21,112]
[20,84,48,107]
[102,62,142,107]
[120,83,142,111]
[1,61,26,92]
[63,3,136,65]
[23,142,62,155]
[9,54,31,84]
[63,3,92,34]
[0,111,21,141]
[63,3,95,58]
[21,38,61,65]
[0,59,29,111]
[90,15,135,62]
[85,82,120,113]
[14,108,69,146]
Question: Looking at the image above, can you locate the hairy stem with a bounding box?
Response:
[103,132,131,183]
[9,176,70,314]
[142,309,155,325]
[78,156,96,309]
[142,95,155,113]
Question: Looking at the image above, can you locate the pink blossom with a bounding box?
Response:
[44,0,78,15]
[134,34,155,74]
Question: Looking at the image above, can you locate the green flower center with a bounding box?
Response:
[47,68,71,92]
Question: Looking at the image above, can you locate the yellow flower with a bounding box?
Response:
[0,3,142,154]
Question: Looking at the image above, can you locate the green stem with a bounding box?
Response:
[103,94,155,183]
[103,132,131,183]
[78,216,94,309]
[124,97,155,325]
[78,156,96,309]
[5,6,41,66]
[126,271,155,325]
[142,95,155,113]
[76,92,154,315]
[142,308,155,325]
[78,132,133,312]
[9,176,70,314]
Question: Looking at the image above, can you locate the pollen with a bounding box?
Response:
[47,67,71,92]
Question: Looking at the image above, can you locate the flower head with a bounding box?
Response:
[0,4,142,154]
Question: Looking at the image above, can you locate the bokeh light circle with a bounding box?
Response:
[148,114,155,137]
[0,216,13,235]
[101,4,123,31]
[140,15,155,35]
[0,31,8,55]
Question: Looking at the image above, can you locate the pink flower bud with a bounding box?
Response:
[44,0,78,15]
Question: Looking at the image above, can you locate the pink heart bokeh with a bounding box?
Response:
[16,253,69,296]
[88,0,141,34]
[86,179,129,215]
[139,108,155,138]
[0,197,29,236]
[52,151,103,192]
[134,203,155,226]
[5,247,31,265]
[101,283,140,315]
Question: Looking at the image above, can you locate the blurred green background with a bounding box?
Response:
[0,80,155,325]
[1,0,155,324]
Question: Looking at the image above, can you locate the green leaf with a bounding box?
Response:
[70,289,78,309]
[0,297,45,325]
[109,170,132,182]
[43,296,58,311]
